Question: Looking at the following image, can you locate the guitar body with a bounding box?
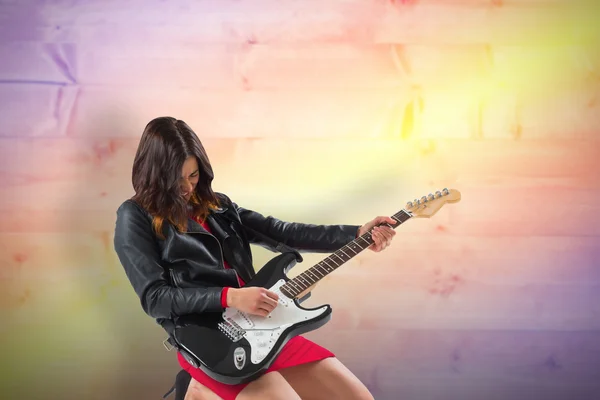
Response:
[173,252,332,385]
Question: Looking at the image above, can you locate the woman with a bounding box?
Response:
[113,117,397,400]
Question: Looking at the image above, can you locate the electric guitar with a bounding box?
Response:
[172,188,461,384]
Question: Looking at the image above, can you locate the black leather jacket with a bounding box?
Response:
[113,193,359,336]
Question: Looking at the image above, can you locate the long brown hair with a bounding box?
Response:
[131,117,220,239]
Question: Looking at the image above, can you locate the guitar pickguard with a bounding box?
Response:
[222,279,328,364]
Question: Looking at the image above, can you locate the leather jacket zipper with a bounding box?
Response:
[186,230,226,274]
[169,230,227,289]
[169,269,180,288]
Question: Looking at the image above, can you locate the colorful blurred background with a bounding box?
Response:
[1,1,599,399]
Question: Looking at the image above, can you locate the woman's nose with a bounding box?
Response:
[181,179,193,192]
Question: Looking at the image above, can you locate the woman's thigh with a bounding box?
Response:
[278,357,374,400]
[184,378,225,400]
[236,371,301,400]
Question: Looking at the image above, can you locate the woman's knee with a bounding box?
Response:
[236,372,301,400]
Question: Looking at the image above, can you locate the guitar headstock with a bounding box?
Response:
[405,188,461,218]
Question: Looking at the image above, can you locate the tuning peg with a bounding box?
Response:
[415,199,420,205]
[442,188,449,195]
[428,193,435,201]
[407,201,413,208]
[435,191,442,198]
[421,196,428,203]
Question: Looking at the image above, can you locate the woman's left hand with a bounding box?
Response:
[357,216,397,252]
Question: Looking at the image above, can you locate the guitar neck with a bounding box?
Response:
[280,209,413,299]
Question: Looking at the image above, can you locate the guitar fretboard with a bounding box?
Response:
[280,209,413,299]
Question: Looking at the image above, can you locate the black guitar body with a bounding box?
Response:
[173,252,332,385]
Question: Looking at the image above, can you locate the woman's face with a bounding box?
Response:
[179,156,199,202]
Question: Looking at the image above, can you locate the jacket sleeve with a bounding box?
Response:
[229,198,360,253]
[113,201,223,319]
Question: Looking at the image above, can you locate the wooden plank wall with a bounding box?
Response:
[1,1,599,399]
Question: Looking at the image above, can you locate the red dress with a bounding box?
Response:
[177,218,334,399]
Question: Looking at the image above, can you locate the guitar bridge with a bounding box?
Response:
[218,319,246,342]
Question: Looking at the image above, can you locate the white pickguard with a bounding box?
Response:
[222,279,328,364]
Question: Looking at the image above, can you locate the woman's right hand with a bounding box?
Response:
[227,287,279,317]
